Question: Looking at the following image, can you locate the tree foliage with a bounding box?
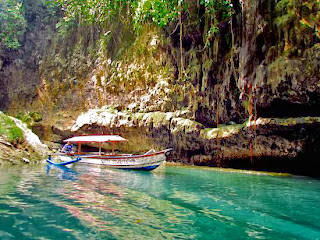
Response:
[55,0,135,26]
[0,0,234,54]
[0,0,26,50]
[133,0,179,30]
[55,0,234,45]
[201,0,233,46]
[53,0,234,82]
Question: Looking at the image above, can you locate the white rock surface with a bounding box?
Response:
[10,116,49,156]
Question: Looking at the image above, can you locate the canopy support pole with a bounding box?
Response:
[99,142,102,155]
[111,142,115,155]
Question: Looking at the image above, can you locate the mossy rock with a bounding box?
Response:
[201,123,244,139]
[271,117,320,126]
[0,112,24,144]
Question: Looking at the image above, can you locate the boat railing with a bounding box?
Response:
[57,149,171,160]
[63,151,132,156]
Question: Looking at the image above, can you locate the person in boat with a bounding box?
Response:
[61,142,73,153]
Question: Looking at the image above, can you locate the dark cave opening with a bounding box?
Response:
[222,155,320,178]
[258,95,320,118]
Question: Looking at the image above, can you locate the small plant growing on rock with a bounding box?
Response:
[0,112,24,145]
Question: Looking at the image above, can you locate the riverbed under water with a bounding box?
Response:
[0,163,319,239]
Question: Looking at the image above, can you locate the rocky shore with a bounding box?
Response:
[46,108,320,176]
[1,106,319,176]
[0,111,48,165]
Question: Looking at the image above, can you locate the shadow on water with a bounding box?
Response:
[46,164,79,181]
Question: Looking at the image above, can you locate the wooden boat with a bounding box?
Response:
[55,135,171,170]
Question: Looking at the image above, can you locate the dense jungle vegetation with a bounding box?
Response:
[1,0,318,51]
[0,0,234,50]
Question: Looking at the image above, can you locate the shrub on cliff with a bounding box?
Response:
[0,111,24,145]
[0,0,26,50]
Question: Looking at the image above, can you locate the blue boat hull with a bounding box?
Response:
[119,165,160,171]
[46,156,81,166]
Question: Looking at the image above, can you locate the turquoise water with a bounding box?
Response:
[0,164,319,239]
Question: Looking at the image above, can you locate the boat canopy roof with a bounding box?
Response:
[64,135,128,143]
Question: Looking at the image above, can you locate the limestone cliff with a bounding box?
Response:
[0,0,319,175]
[1,0,319,120]
[50,107,319,176]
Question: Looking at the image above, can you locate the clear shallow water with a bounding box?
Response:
[0,164,319,240]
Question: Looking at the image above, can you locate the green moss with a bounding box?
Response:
[29,112,42,122]
[271,117,320,126]
[131,113,144,121]
[149,112,167,122]
[101,105,120,114]
[16,111,43,127]
[201,117,320,141]
[0,112,24,144]
[201,123,244,139]
[172,117,203,133]
[267,56,302,92]
[141,112,168,127]
[304,44,320,76]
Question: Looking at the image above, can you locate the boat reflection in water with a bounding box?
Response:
[52,163,188,238]
[46,164,78,181]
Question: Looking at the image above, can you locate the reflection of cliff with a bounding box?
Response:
[1,164,199,238]
[51,166,195,239]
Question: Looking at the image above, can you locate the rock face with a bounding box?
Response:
[0,112,49,164]
[0,0,59,112]
[0,1,319,174]
[238,0,320,118]
[10,117,49,157]
[50,108,319,176]
[2,0,319,121]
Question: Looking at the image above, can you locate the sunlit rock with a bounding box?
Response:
[10,116,49,157]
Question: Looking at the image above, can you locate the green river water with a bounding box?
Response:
[0,163,319,239]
